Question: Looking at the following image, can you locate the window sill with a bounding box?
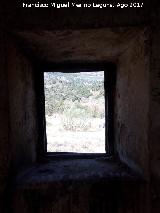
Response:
[43,153,109,160]
[13,158,143,189]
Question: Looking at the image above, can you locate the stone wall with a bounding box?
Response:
[149,27,160,213]
[0,32,10,213]
[7,39,38,172]
[0,0,160,212]
[115,30,150,178]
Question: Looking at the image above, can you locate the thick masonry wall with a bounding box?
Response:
[7,40,38,171]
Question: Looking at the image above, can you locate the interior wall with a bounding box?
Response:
[12,175,148,213]
[0,26,155,213]
[15,28,150,178]
[5,28,151,212]
[7,39,38,172]
[0,0,159,212]
[0,32,10,212]
[15,28,139,64]
[115,30,150,178]
[150,27,160,213]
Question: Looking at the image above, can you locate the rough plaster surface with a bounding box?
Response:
[115,30,150,178]
[7,28,150,213]
[16,28,141,63]
[7,40,38,171]
[14,159,139,186]
[12,159,148,213]
[15,27,150,178]
[7,27,150,213]
[0,0,160,211]
[149,27,160,213]
[0,32,10,212]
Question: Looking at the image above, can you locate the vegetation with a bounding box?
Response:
[44,72,105,131]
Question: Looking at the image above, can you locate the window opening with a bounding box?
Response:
[44,71,106,153]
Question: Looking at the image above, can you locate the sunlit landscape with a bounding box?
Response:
[44,71,105,153]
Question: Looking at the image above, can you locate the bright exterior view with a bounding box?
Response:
[44,71,105,153]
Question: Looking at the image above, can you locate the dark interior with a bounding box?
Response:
[0,1,160,212]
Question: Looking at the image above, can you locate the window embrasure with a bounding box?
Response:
[36,63,116,158]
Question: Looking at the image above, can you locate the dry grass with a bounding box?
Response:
[46,115,105,153]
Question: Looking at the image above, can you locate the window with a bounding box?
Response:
[36,63,116,158]
[44,71,105,153]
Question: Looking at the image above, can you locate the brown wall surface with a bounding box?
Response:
[0,32,10,213]
[0,0,160,212]
[7,40,38,171]
[115,30,150,178]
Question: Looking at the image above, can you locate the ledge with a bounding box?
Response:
[13,158,143,190]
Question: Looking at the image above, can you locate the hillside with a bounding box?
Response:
[44,71,105,153]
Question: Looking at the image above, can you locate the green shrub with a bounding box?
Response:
[44,72,105,120]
